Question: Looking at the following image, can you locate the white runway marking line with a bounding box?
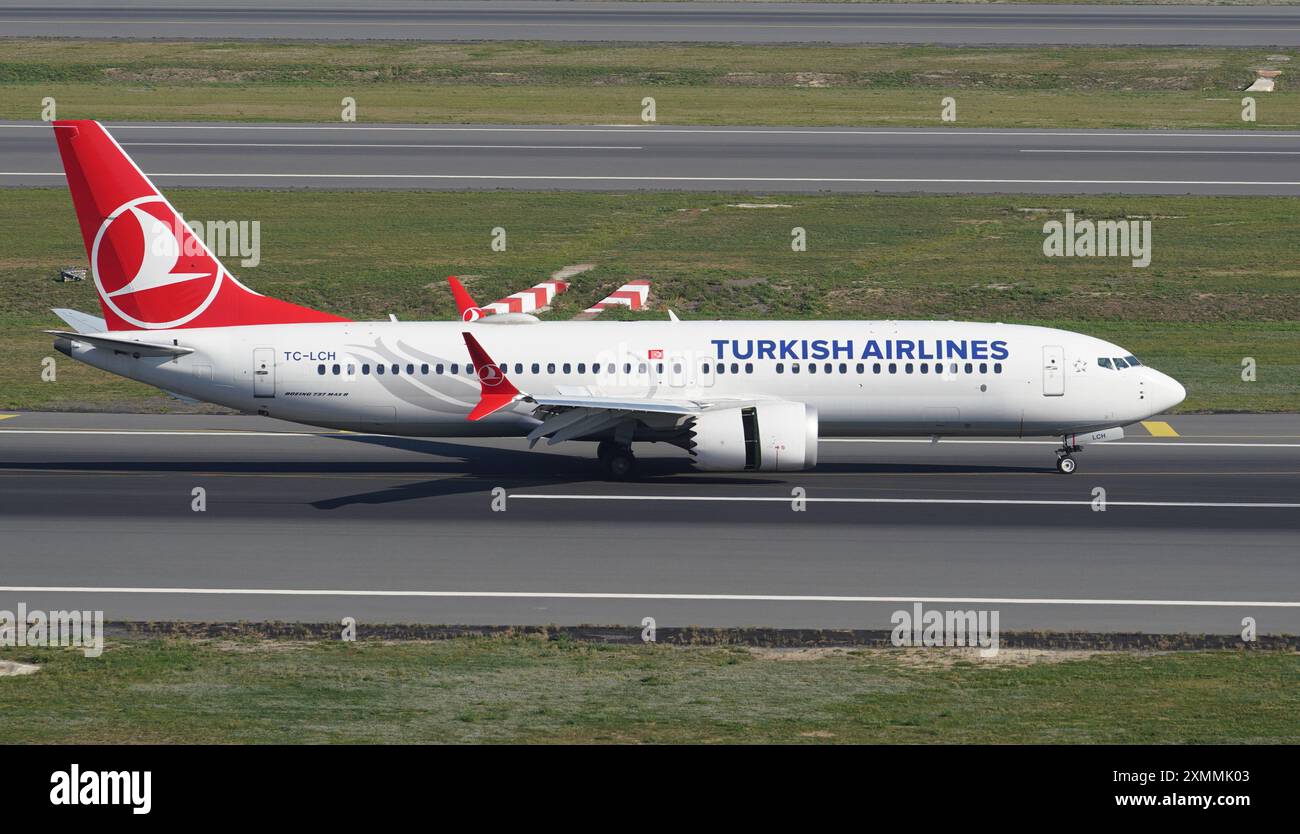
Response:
[6,173,1300,187]
[121,142,644,150]
[7,124,1300,140]
[0,586,1295,608]
[2,429,1298,448]
[1021,149,1300,156]
[508,494,1300,509]
[824,438,1300,448]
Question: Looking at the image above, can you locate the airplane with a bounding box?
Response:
[44,120,1185,479]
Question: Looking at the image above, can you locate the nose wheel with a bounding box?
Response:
[1055,436,1081,474]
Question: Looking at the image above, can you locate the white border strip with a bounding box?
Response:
[0,585,1294,608]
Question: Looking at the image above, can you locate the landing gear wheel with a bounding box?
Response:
[602,447,636,480]
[1056,455,1077,474]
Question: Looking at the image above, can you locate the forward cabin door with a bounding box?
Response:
[253,347,276,398]
[1042,345,1065,397]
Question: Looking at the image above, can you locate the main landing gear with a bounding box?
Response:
[1055,437,1082,474]
[597,441,637,480]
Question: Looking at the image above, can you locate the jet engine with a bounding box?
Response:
[686,402,818,471]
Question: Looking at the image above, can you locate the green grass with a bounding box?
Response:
[2,187,1296,413]
[2,40,1296,128]
[1,637,1295,743]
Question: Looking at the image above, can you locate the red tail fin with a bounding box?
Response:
[53,120,347,331]
[447,276,484,322]
[461,332,522,421]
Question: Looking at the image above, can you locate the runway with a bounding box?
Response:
[7,121,1300,195]
[4,1,1300,46]
[1,411,1297,633]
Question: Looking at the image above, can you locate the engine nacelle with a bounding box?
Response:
[688,402,818,471]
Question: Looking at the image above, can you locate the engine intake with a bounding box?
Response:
[687,402,818,471]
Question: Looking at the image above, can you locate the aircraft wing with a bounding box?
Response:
[460,332,749,447]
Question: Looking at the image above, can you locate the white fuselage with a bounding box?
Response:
[57,318,1185,440]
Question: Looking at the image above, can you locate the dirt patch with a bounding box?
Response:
[0,660,40,676]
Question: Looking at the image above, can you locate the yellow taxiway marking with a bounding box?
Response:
[1141,420,1180,437]
[0,415,16,420]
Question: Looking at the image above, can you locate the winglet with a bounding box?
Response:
[448,276,484,322]
[461,332,522,421]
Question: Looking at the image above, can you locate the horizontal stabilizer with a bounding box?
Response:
[51,307,106,334]
[46,330,194,357]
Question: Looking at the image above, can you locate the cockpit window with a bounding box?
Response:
[1098,357,1113,369]
[1124,355,1141,367]
[1113,357,1129,369]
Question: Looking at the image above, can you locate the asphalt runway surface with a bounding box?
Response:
[6,121,1300,195]
[4,1,1300,46]
[1,411,1297,633]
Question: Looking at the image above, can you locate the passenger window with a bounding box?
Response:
[624,363,632,374]
[563,363,571,374]
[420,363,429,375]
[993,363,1002,374]
[732,363,740,374]
[855,363,864,374]
[406,363,414,375]
[905,363,913,374]
[873,363,881,374]
[838,363,846,374]
[979,363,987,374]
[577,363,586,374]
[776,363,785,374]
[436,364,444,375]
[317,364,326,375]
[920,363,929,374]
[362,364,370,375]
[391,364,400,375]
[547,363,556,374]
[949,363,958,375]
[515,363,523,374]
[792,363,801,374]
[531,363,539,374]
[672,363,682,374]
[745,363,753,374]
[716,363,725,375]
[638,363,647,374]
[809,364,817,374]
[964,363,973,374]
[377,364,386,375]
[608,363,616,374]
[450,364,458,375]
[889,363,897,374]
[332,364,341,375]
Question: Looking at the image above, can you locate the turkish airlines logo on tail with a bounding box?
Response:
[92,197,223,329]
[478,363,504,388]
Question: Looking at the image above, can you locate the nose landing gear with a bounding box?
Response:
[1055,437,1082,474]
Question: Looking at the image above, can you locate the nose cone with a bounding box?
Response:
[1152,371,1186,414]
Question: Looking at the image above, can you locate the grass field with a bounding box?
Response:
[2,187,1296,413]
[1,637,1295,743]
[2,40,1296,129]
